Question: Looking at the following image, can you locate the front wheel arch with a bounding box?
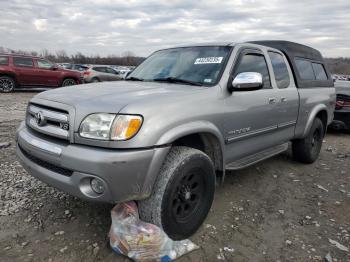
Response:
[61,77,78,87]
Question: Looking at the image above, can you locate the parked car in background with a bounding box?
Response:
[330,80,350,131]
[0,54,82,92]
[16,41,335,240]
[58,63,72,69]
[83,66,123,83]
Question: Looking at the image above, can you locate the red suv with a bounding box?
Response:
[0,54,83,92]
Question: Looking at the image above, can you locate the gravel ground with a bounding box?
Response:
[0,92,349,262]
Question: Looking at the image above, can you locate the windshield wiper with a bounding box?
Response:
[126,76,144,81]
[153,77,202,86]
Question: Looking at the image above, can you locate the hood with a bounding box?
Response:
[335,81,350,96]
[34,80,207,114]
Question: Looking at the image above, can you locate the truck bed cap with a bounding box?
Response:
[248,40,334,89]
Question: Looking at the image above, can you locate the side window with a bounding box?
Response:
[234,53,271,88]
[37,59,53,69]
[0,56,9,65]
[312,63,328,80]
[93,67,106,73]
[106,67,116,74]
[295,59,315,80]
[13,57,34,67]
[268,52,290,89]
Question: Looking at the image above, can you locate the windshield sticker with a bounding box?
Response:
[194,57,223,64]
[204,79,212,83]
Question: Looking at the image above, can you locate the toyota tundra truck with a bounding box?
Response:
[16,41,335,240]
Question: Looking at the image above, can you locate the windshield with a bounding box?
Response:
[128,46,232,86]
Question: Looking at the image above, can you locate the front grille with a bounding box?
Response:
[19,145,73,177]
[26,103,70,140]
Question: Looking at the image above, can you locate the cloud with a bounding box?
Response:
[33,19,48,31]
[1,0,349,57]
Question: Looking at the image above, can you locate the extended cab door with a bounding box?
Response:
[266,51,299,140]
[224,48,283,163]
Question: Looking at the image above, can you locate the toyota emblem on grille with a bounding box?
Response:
[35,111,46,126]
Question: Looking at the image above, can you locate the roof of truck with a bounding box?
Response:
[248,40,323,62]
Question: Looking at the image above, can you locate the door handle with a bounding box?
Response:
[281,97,287,103]
[268,97,277,104]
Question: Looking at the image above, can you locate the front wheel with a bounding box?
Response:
[62,78,77,87]
[138,146,216,240]
[0,76,16,93]
[292,118,324,164]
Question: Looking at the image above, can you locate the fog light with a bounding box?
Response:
[90,178,105,194]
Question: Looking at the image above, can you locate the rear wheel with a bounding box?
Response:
[91,77,100,83]
[138,146,216,240]
[292,118,324,164]
[0,76,16,93]
[62,78,76,87]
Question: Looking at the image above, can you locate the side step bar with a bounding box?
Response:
[225,143,289,170]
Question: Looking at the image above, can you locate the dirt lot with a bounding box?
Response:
[0,92,349,262]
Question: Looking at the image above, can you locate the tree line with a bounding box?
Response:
[0,47,145,66]
[1,47,350,74]
[324,58,350,75]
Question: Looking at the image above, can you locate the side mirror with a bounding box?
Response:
[228,72,263,92]
[51,64,59,71]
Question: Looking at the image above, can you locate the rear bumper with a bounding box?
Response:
[331,110,350,130]
[16,122,170,203]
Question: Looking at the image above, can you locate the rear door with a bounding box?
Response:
[224,48,281,162]
[35,59,61,86]
[93,67,109,81]
[267,51,299,140]
[12,57,37,86]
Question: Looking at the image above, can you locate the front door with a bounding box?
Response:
[224,49,281,163]
[35,59,60,86]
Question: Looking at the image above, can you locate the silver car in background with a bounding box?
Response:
[83,66,123,83]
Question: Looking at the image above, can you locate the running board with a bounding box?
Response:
[225,143,288,170]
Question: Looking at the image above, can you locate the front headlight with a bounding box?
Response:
[79,113,142,141]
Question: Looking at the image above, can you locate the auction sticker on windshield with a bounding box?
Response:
[194,57,223,64]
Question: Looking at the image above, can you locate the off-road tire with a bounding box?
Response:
[138,146,216,240]
[0,76,16,93]
[62,78,77,87]
[292,118,324,164]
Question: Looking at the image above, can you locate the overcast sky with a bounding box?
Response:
[1,0,349,57]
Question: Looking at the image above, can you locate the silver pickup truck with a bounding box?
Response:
[16,40,335,240]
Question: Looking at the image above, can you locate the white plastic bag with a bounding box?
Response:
[109,201,199,261]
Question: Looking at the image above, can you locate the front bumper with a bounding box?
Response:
[331,110,350,130]
[16,122,170,203]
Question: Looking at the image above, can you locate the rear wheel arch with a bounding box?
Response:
[0,73,18,85]
[315,110,328,136]
[302,104,328,138]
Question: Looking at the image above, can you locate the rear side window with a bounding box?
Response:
[13,57,33,67]
[312,63,328,80]
[0,56,9,65]
[234,53,271,88]
[295,59,315,80]
[268,52,290,89]
[106,67,116,74]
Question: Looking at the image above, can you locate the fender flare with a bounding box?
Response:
[156,120,226,170]
[302,104,328,137]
